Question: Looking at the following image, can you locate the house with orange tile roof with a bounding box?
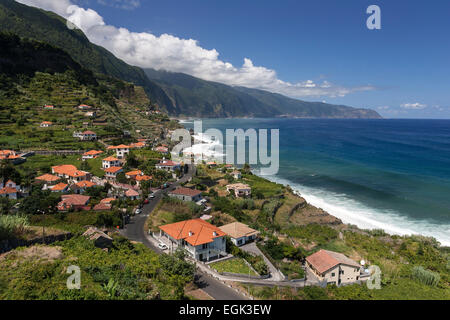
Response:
[125,189,140,200]
[104,166,123,180]
[50,182,69,193]
[158,218,227,261]
[35,173,61,189]
[125,170,143,179]
[0,150,25,164]
[129,142,146,149]
[71,180,96,194]
[40,121,53,127]
[305,249,363,286]
[135,174,152,187]
[102,156,121,169]
[0,180,21,199]
[51,165,90,183]
[100,197,116,204]
[57,194,90,211]
[107,144,130,158]
[82,150,103,160]
[168,187,202,202]
[78,104,92,110]
[93,203,112,211]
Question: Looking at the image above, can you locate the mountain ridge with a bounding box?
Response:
[0,0,381,119]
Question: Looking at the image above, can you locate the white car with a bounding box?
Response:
[158,242,168,250]
[135,209,142,215]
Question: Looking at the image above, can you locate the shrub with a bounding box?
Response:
[0,214,29,240]
[412,266,440,286]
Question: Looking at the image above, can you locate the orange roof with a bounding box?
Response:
[103,156,119,162]
[81,130,96,135]
[136,175,152,181]
[76,180,96,188]
[41,121,52,125]
[129,142,145,148]
[169,187,201,197]
[93,203,112,211]
[51,183,68,191]
[100,198,116,204]
[0,187,17,195]
[104,166,123,173]
[83,150,103,156]
[306,249,360,274]
[108,144,129,149]
[60,194,90,206]
[35,174,60,182]
[159,219,226,246]
[44,105,54,108]
[157,160,180,167]
[126,170,143,176]
[125,189,139,197]
[52,165,77,175]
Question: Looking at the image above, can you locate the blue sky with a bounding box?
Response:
[20,0,450,118]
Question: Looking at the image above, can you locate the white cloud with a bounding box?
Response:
[377,105,390,110]
[16,0,375,99]
[400,103,427,110]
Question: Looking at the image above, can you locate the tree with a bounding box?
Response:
[116,172,127,184]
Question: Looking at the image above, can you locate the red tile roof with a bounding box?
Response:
[35,174,60,182]
[157,160,180,167]
[306,249,360,274]
[125,189,140,197]
[81,130,96,135]
[103,156,119,162]
[135,175,152,181]
[93,203,112,211]
[159,219,226,246]
[104,166,123,173]
[60,194,90,206]
[125,170,143,176]
[76,180,96,188]
[83,150,103,156]
[0,187,17,195]
[169,187,201,197]
[51,183,68,191]
[100,198,116,204]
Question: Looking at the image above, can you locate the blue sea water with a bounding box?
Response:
[181,118,450,245]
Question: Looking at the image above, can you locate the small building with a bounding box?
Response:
[0,181,19,199]
[168,187,202,202]
[78,130,97,141]
[135,174,152,187]
[50,183,69,193]
[0,150,25,164]
[43,105,55,110]
[82,150,103,160]
[102,156,121,169]
[231,170,242,180]
[35,174,61,188]
[125,189,140,200]
[305,249,363,286]
[40,121,53,128]
[155,159,181,172]
[57,194,90,211]
[104,166,123,180]
[51,165,90,183]
[154,146,169,154]
[129,142,146,149]
[158,219,227,261]
[107,145,130,159]
[73,180,96,194]
[125,170,143,179]
[83,227,113,248]
[226,183,251,197]
[78,104,92,110]
[219,222,260,246]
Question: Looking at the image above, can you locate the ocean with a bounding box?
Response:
[180,118,450,246]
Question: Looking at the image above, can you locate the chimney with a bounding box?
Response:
[213,231,218,237]
[188,231,193,237]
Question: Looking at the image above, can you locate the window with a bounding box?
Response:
[331,273,335,277]
[202,244,207,249]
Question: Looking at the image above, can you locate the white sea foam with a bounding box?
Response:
[261,174,450,246]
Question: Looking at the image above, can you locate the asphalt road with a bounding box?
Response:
[122,164,246,300]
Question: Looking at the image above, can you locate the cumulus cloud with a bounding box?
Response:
[400,103,427,109]
[16,0,375,99]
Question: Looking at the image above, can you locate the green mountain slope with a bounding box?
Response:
[0,32,175,150]
[0,0,381,119]
[144,68,382,118]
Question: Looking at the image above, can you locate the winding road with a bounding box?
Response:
[121,164,247,300]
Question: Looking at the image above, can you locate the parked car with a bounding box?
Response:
[135,208,142,215]
[143,199,149,204]
[158,242,168,250]
[148,193,155,199]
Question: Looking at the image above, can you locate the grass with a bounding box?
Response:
[0,214,29,241]
[210,258,258,276]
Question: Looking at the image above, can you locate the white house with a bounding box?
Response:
[219,222,259,246]
[104,166,123,180]
[155,159,181,172]
[305,249,363,286]
[102,156,121,169]
[226,183,251,197]
[158,219,227,261]
[108,145,130,159]
[82,150,103,160]
[78,130,97,141]
[40,121,52,128]
[168,187,202,202]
